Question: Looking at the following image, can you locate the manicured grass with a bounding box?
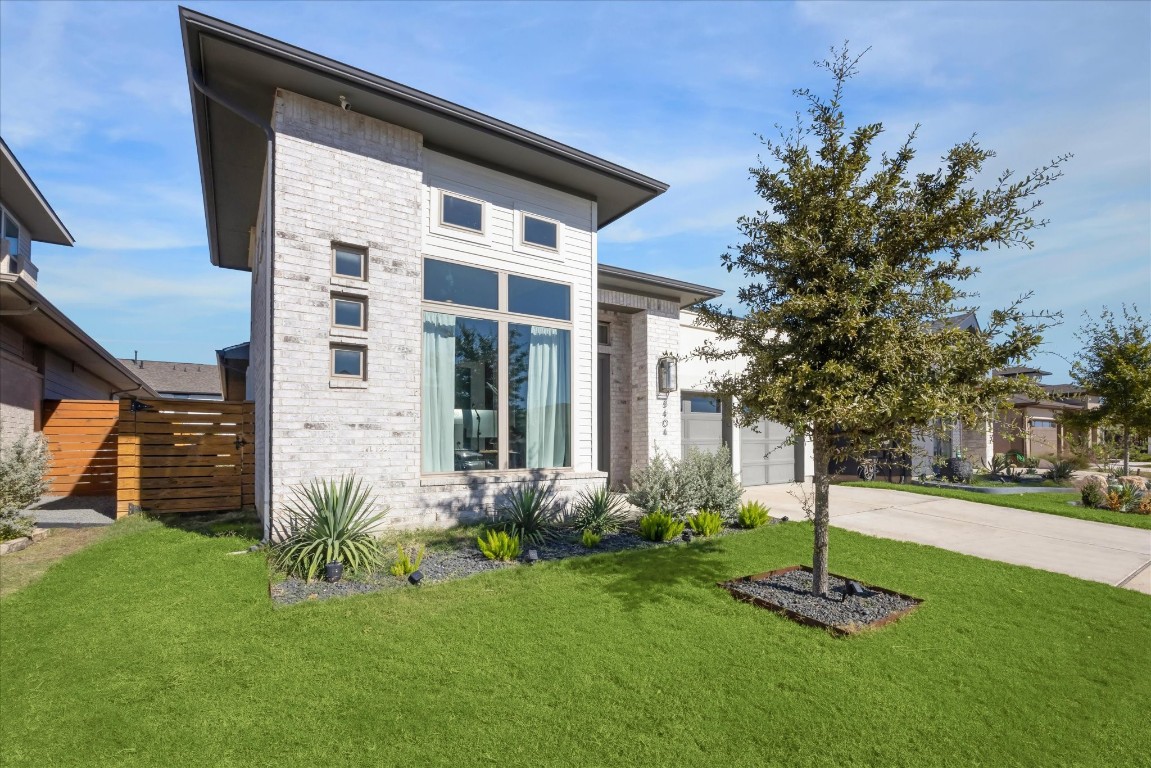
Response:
[2,517,1149,767]
[844,480,1151,530]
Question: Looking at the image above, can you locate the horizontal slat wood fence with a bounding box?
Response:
[41,400,120,496]
[117,398,254,517]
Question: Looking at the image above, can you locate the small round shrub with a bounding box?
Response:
[638,510,685,542]
[737,500,771,529]
[1078,476,1107,509]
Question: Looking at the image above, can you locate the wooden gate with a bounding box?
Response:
[41,400,120,496]
[116,399,254,517]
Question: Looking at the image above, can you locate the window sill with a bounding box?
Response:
[330,276,369,292]
[420,469,605,488]
[329,379,368,389]
[330,327,368,340]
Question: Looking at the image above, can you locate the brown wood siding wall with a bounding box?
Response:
[41,400,119,495]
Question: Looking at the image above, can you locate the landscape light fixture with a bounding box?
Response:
[845,580,868,598]
[526,549,539,565]
[408,570,423,585]
[657,356,678,394]
[682,529,693,543]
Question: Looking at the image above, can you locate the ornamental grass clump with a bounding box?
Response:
[271,475,388,581]
[737,500,771,529]
[687,509,724,537]
[571,484,629,535]
[638,510,684,542]
[477,529,522,561]
[497,484,562,545]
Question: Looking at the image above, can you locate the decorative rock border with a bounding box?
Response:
[0,528,50,556]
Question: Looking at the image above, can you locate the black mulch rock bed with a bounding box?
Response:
[720,566,922,635]
[270,525,756,606]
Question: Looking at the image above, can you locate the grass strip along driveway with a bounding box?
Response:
[2,515,1149,767]
[846,480,1151,530]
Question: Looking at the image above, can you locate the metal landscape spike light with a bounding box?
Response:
[845,580,868,598]
[657,356,678,394]
[408,570,423,585]
[526,549,540,565]
[682,529,693,543]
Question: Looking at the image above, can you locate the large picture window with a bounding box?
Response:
[422,259,572,473]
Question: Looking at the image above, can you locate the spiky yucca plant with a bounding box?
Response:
[497,484,561,545]
[572,484,629,535]
[272,475,387,581]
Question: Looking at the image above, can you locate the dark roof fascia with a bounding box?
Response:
[597,263,723,307]
[0,137,74,246]
[179,7,668,268]
[0,274,157,396]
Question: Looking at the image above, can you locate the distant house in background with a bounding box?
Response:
[117,356,223,400]
[215,342,251,401]
[1,137,156,449]
[992,366,1100,459]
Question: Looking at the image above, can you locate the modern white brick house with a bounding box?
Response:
[181,10,810,535]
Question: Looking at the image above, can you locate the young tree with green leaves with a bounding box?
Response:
[696,47,1067,596]
[1066,306,1151,475]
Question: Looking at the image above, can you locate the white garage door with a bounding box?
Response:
[740,419,794,485]
[681,393,724,456]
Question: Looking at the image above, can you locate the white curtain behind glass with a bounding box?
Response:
[526,326,570,467]
[423,312,456,472]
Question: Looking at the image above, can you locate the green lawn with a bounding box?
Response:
[844,480,1151,530]
[2,516,1148,767]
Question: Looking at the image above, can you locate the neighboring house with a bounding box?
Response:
[117,356,223,400]
[216,342,251,401]
[0,138,155,449]
[179,10,811,533]
[991,367,1099,459]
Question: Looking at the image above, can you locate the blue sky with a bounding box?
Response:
[1,0,1148,381]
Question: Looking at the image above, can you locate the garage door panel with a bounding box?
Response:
[740,420,795,486]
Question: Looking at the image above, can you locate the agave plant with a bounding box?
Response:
[571,484,629,535]
[272,475,388,581]
[497,484,561,545]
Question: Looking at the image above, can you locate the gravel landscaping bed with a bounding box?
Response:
[270,527,740,606]
[722,567,921,634]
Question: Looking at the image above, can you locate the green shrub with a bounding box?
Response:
[572,484,629,535]
[0,432,49,540]
[680,446,742,519]
[271,475,388,581]
[477,529,522,561]
[626,452,686,516]
[580,529,601,548]
[737,500,771,529]
[687,509,724,537]
[1047,459,1076,482]
[389,543,424,578]
[985,453,1011,478]
[638,510,685,542]
[1079,476,1107,509]
[497,484,562,545]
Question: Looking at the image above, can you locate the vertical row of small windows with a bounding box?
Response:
[2,210,20,273]
[330,244,367,381]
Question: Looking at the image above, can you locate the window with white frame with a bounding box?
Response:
[2,210,19,272]
[332,296,366,330]
[440,192,484,233]
[331,345,365,379]
[422,257,572,473]
[332,244,366,280]
[522,214,558,250]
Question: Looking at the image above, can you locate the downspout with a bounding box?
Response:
[189,68,276,543]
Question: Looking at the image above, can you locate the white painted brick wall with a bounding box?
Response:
[629,305,682,471]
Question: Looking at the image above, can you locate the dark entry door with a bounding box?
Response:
[597,353,610,477]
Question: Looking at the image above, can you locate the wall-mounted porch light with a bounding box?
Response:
[657,355,678,394]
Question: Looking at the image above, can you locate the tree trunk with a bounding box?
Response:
[1123,426,1130,476]
[810,428,831,597]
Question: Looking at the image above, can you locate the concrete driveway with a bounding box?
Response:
[742,483,1151,594]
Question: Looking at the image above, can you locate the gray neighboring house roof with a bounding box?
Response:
[179,7,669,271]
[118,358,222,398]
[0,137,74,246]
[995,365,1052,378]
[598,263,723,308]
[930,310,981,333]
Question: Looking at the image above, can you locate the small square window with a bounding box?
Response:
[332,297,365,329]
[523,215,558,250]
[332,346,365,379]
[598,322,611,346]
[333,245,366,280]
[441,193,483,232]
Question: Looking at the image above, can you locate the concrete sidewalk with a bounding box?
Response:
[742,483,1151,594]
